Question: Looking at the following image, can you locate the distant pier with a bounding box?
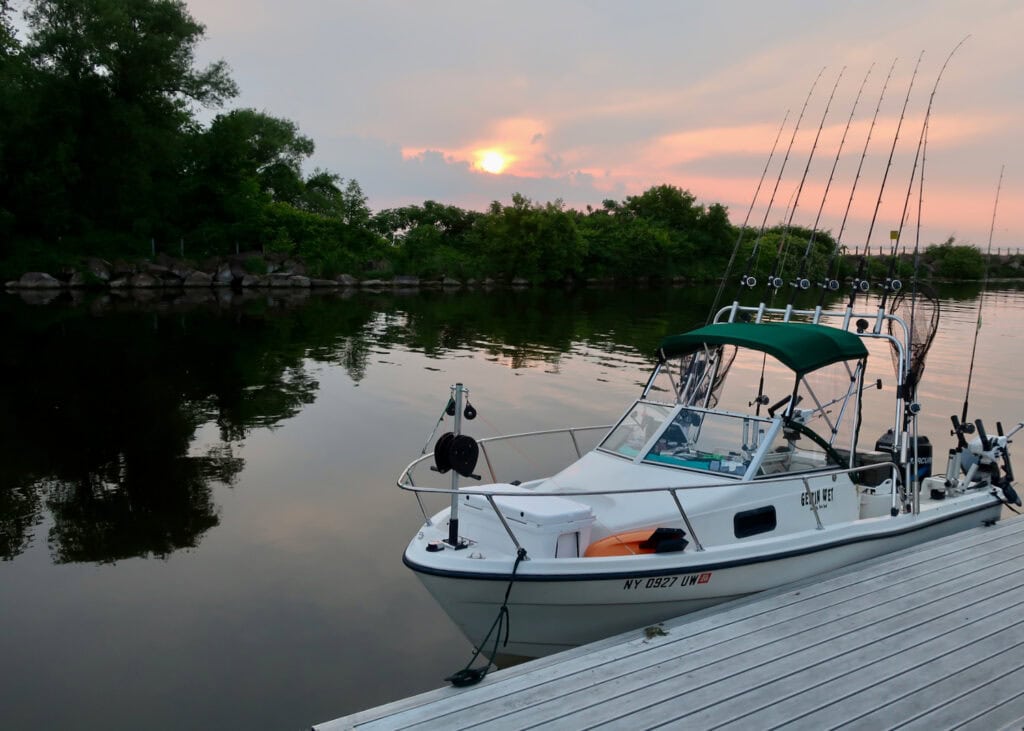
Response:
[316,517,1024,730]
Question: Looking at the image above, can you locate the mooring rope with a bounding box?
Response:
[445,547,527,687]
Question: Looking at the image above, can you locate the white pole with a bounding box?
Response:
[447,383,464,546]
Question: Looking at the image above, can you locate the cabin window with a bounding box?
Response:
[734,505,777,538]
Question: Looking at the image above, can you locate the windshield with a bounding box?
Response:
[600,401,773,477]
[599,402,675,458]
[643,407,772,476]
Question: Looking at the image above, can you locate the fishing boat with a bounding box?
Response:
[399,56,1019,662]
[398,297,1021,659]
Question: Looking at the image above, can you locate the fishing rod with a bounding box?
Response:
[707,109,790,324]
[897,37,970,402]
[958,165,1004,439]
[762,67,844,305]
[881,38,969,328]
[825,58,897,316]
[732,67,825,308]
[847,50,923,329]
[786,64,869,310]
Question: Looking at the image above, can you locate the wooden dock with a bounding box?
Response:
[317,517,1024,730]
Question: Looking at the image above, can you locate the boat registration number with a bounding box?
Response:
[623,573,712,591]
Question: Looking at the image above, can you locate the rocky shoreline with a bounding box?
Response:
[2,253,508,292]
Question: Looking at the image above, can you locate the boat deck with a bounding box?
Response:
[316,516,1024,730]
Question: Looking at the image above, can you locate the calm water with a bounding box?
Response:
[1,283,1022,729]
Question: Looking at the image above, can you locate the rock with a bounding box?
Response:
[229,259,249,280]
[361,279,389,287]
[240,274,263,288]
[130,272,160,288]
[393,275,420,287]
[442,276,461,288]
[214,262,234,285]
[335,274,358,287]
[310,278,339,288]
[111,259,136,278]
[183,271,213,288]
[289,275,311,288]
[15,272,62,288]
[511,277,531,287]
[67,272,89,288]
[143,262,171,277]
[268,273,294,288]
[170,261,193,279]
[84,257,112,281]
[280,258,307,276]
[17,289,62,305]
[109,277,129,289]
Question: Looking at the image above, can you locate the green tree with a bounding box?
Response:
[181,108,314,248]
[373,201,482,277]
[298,170,371,222]
[4,0,236,245]
[477,194,584,283]
[0,0,23,250]
[926,237,984,279]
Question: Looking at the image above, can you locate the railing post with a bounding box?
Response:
[486,494,524,555]
[802,478,825,529]
[569,429,582,458]
[480,442,498,483]
[669,489,704,551]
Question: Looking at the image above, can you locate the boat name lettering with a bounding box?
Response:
[801,487,834,508]
[622,573,712,591]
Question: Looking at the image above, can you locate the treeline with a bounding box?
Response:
[0,0,815,285]
[0,1,1014,286]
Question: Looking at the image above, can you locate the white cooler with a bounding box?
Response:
[459,484,595,558]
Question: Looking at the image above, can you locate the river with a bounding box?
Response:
[0,282,1021,729]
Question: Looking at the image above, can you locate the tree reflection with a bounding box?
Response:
[1,283,829,563]
[0,292,360,562]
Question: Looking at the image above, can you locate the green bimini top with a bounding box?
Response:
[658,322,869,376]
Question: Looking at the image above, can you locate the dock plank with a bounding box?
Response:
[316,519,1024,731]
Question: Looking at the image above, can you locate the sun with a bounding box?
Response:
[478,150,508,174]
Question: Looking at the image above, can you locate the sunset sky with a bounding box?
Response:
[187,0,1023,249]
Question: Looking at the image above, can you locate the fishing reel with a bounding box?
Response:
[739,274,757,289]
[790,277,811,291]
[952,418,1022,503]
[768,276,784,290]
[851,278,870,294]
[819,278,840,292]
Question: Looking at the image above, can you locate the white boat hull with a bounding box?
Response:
[406,497,1001,658]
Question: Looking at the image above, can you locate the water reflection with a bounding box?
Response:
[0,285,717,563]
[2,282,1024,729]
[2,282,1020,565]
